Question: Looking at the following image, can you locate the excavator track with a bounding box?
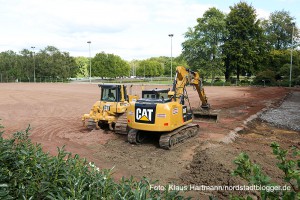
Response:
[127,129,146,144]
[115,113,129,135]
[128,129,138,144]
[159,123,199,150]
[128,123,199,149]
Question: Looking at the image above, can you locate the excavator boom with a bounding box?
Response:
[170,66,218,122]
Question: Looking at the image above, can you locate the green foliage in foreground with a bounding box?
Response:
[231,142,300,200]
[0,125,188,200]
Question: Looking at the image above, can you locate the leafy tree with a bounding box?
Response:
[182,7,227,80]
[0,50,21,82]
[263,10,299,50]
[92,52,129,78]
[36,46,77,80]
[129,56,188,78]
[92,52,109,78]
[269,49,299,69]
[253,69,276,85]
[223,2,265,81]
[75,56,89,78]
[128,59,139,77]
[0,47,78,82]
[19,49,34,82]
[136,59,163,77]
[280,63,300,79]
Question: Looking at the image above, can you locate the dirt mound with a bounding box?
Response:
[181,147,246,199]
[181,119,300,199]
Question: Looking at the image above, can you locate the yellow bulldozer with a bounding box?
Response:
[126,66,218,149]
[82,84,138,134]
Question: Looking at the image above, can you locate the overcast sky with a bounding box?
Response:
[0,0,299,60]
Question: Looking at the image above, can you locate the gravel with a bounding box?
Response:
[260,91,300,131]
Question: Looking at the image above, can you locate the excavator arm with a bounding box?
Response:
[169,66,209,109]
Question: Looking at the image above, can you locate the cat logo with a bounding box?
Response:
[136,108,153,121]
[103,105,110,111]
[135,103,156,124]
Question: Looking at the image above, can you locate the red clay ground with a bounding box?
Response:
[0,83,292,198]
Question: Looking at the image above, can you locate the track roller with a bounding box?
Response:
[128,129,145,144]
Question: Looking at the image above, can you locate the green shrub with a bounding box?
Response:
[0,124,189,200]
[231,142,300,199]
[212,81,226,86]
[253,70,276,86]
[214,77,222,82]
[229,77,238,84]
[279,64,300,79]
[293,77,300,86]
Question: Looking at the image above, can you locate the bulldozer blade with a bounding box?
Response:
[87,119,97,130]
[193,110,219,123]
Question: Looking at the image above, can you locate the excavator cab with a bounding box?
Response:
[100,85,127,102]
[138,89,171,103]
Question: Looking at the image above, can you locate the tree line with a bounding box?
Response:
[0,47,187,82]
[182,2,300,85]
[0,2,299,85]
[0,46,77,82]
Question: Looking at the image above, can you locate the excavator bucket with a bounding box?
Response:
[193,109,219,123]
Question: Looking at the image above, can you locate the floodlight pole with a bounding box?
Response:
[289,23,295,87]
[168,34,174,82]
[87,41,92,83]
[31,46,36,83]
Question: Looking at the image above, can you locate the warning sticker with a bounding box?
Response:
[172,108,178,115]
[157,114,166,118]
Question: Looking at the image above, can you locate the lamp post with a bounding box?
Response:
[31,46,36,83]
[168,34,174,82]
[289,23,295,88]
[87,41,92,83]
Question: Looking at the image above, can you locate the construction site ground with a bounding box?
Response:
[1,83,299,199]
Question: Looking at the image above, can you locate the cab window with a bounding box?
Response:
[101,88,117,102]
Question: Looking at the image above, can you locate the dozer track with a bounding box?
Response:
[115,113,129,135]
[159,123,199,150]
[128,123,199,149]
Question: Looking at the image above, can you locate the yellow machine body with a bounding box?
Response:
[127,66,217,149]
[83,100,127,124]
[82,84,138,133]
[127,100,192,132]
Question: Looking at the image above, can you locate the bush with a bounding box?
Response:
[231,142,300,199]
[212,81,225,86]
[293,76,300,86]
[240,79,252,86]
[229,77,238,84]
[253,70,276,86]
[0,124,189,200]
[279,64,300,79]
[214,77,222,82]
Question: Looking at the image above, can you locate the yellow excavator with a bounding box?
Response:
[82,84,138,134]
[126,66,218,149]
